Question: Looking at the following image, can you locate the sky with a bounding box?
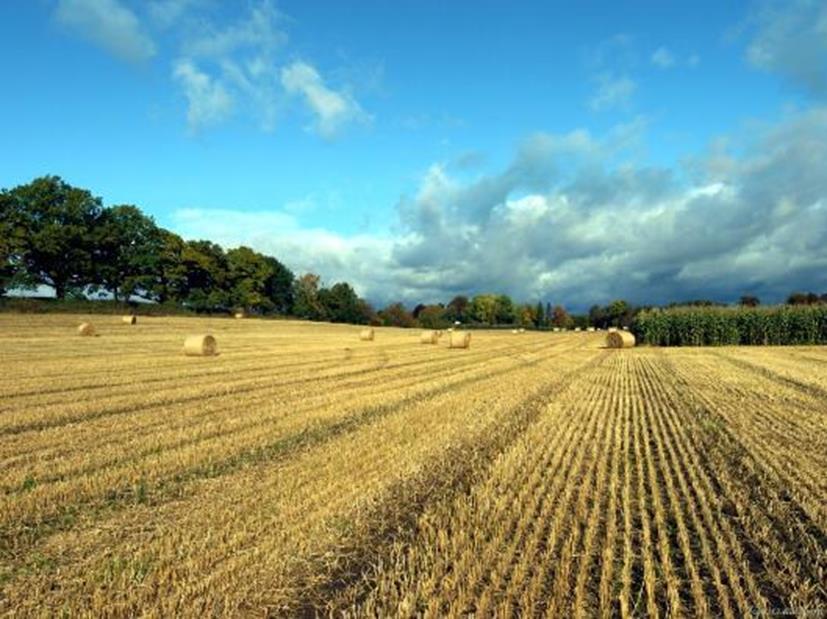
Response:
[1,0,826,309]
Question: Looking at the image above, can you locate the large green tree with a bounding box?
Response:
[93,205,162,301]
[150,230,189,304]
[470,294,498,324]
[9,176,102,299]
[444,295,469,323]
[293,273,327,320]
[262,255,294,314]
[227,246,276,313]
[181,240,230,311]
[0,189,28,295]
[318,282,362,323]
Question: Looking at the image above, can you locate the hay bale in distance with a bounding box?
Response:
[77,323,95,337]
[552,327,561,332]
[122,315,137,325]
[607,326,618,332]
[359,328,375,341]
[587,327,596,332]
[420,330,439,344]
[511,329,519,334]
[184,334,218,356]
[574,327,582,332]
[234,312,245,319]
[518,328,525,333]
[448,331,471,349]
[606,331,636,349]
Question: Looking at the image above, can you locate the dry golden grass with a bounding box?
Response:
[0,313,825,616]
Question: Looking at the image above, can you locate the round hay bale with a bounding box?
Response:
[183,334,218,356]
[359,328,375,341]
[586,327,595,332]
[77,323,95,337]
[420,330,439,344]
[511,329,519,334]
[552,327,560,332]
[448,331,471,349]
[234,312,245,319]
[574,327,582,332]
[607,326,618,332]
[606,331,636,349]
[122,315,137,325]
[518,328,525,333]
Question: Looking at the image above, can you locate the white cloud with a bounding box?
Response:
[651,46,675,68]
[172,59,234,130]
[589,73,636,111]
[182,1,286,59]
[281,61,369,138]
[148,0,200,28]
[746,0,827,97]
[54,0,156,62]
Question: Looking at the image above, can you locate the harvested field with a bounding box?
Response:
[0,313,825,616]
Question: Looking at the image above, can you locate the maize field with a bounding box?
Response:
[0,313,825,616]
[634,304,827,346]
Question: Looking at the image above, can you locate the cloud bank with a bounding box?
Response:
[172,107,827,308]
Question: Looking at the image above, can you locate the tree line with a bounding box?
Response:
[0,176,578,327]
[2,176,825,328]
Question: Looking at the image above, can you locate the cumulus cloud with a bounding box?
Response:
[168,108,827,308]
[746,0,827,97]
[651,46,676,69]
[281,61,369,138]
[172,59,234,130]
[388,108,827,307]
[54,0,156,62]
[589,73,636,111]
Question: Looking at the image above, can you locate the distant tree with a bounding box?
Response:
[412,303,427,319]
[517,303,536,327]
[379,302,415,328]
[9,176,102,298]
[355,298,379,325]
[417,304,448,329]
[605,299,632,327]
[535,301,545,327]
[470,294,498,324]
[494,294,516,324]
[319,282,361,323]
[572,314,589,329]
[293,273,327,320]
[444,295,469,323]
[262,255,294,314]
[787,291,820,305]
[588,304,607,328]
[738,295,760,307]
[93,205,161,301]
[549,305,572,328]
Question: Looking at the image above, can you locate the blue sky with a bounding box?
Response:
[1,0,826,308]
